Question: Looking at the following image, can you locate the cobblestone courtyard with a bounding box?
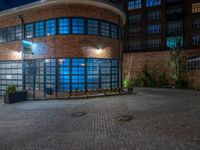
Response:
[0,88,200,150]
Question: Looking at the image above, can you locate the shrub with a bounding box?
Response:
[6,85,17,95]
[123,75,134,88]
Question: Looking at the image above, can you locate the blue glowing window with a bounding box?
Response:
[25,24,34,39]
[58,18,70,34]
[146,0,161,7]
[147,24,161,34]
[35,21,44,37]
[111,24,118,39]
[87,19,99,35]
[72,18,84,34]
[45,19,56,36]
[101,21,110,37]
[128,0,141,10]
[72,58,85,66]
[167,36,183,49]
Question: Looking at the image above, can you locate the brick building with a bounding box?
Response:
[111,0,200,89]
[0,0,126,98]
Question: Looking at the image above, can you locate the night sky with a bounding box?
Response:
[0,0,39,11]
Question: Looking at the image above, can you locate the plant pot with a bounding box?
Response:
[4,91,28,104]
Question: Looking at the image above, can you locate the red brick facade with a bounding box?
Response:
[0,4,123,61]
[123,50,200,89]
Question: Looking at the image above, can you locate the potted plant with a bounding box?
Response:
[4,85,27,104]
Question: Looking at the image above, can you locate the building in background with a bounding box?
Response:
[111,0,200,89]
[0,0,126,98]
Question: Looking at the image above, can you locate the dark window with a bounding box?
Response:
[72,18,84,34]
[25,24,34,39]
[58,18,70,34]
[87,19,98,35]
[101,21,110,37]
[35,21,44,37]
[46,19,56,36]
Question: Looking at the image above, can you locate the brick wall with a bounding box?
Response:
[0,4,123,61]
[123,49,200,89]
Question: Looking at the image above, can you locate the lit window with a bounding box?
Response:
[35,21,44,37]
[101,21,110,37]
[58,18,70,34]
[87,19,99,35]
[192,2,200,14]
[166,36,183,49]
[111,24,118,39]
[147,24,161,34]
[25,24,34,39]
[128,0,142,10]
[45,19,56,36]
[72,18,84,34]
[146,0,161,7]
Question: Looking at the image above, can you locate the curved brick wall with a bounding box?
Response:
[0,4,123,61]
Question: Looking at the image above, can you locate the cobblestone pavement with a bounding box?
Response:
[0,88,200,150]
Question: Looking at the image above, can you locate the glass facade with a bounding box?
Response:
[0,58,119,96]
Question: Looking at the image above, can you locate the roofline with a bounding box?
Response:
[0,0,126,25]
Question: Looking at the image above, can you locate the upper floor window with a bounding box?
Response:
[25,23,34,39]
[7,27,15,42]
[129,28,141,37]
[167,21,183,35]
[58,18,70,34]
[192,35,200,45]
[87,19,99,35]
[129,14,141,24]
[146,0,161,7]
[147,11,161,21]
[111,24,118,39]
[72,18,84,34]
[193,18,200,29]
[147,24,161,34]
[101,21,110,37]
[15,25,22,40]
[128,0,142,10]
[147,39,161,48]
[129,41,142,49]
[166,36,183,49]
[46,19,56,36]
[35,21,44,37]
[0,29,7,43]
[192,2,200,14]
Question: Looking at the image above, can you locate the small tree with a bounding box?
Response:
[168,36,187,88]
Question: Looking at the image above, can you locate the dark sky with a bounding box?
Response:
[0,0,39,11]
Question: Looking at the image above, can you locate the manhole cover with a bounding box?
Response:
[116,115,133,122]
[71,112,87,117]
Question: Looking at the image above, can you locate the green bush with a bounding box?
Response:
[123,76,134,88]
[6,85,17,95]
[137,65,169,88]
